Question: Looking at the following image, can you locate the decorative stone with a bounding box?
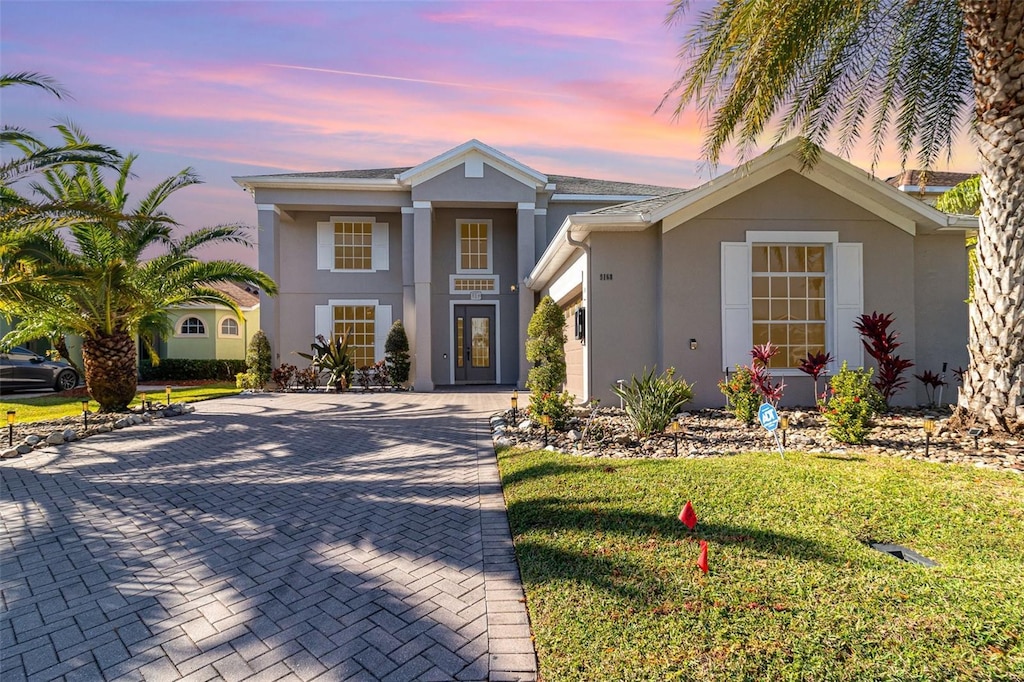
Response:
[46,432,65,445]
[97,424,113,433]
[518,420,533,430]
[2,447,20,459]
[24,435,41,445]
[113,419,130,429]
[184,405,196,413]
[568,429,582,442]
[62,429,77,441]
[495,437,511,448]
[16,443,32,454]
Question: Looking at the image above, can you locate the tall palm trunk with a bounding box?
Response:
[955,1,1024,433]
[82,330,138,412]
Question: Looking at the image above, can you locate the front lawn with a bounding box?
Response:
[497,448,1024,681]
[0,382,240,423]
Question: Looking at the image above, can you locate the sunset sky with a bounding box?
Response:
[2,0,978,265]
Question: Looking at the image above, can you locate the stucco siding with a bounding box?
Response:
[912,233,970,403]
[660,170,921,408]
[412,164,535,204]
[588,228,660,404]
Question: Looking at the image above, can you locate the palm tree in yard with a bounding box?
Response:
[2,132,277,411]
[662,1,1023,433]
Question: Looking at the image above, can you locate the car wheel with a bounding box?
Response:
[55,370,78,392]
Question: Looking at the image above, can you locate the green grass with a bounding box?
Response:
[0,383,240,423]
[497,448,1024,681]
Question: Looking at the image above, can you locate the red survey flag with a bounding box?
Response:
[678,501,697,530]
[697,540,709,574]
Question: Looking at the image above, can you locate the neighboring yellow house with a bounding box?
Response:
[157,283,261,361]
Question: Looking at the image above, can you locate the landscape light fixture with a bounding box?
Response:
[968,426,983,451]
[689,338,698,350]
[923,418,936,457]
[779,414,790,449]
[511,390,518,422]
[82,400,90,429]
[7,410,14,447]
[165,385,172,406]
[541,414,552,446]
[140,392,147,410]
[667,420,682,456]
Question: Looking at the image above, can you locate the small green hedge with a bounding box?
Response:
[139,358,246,381]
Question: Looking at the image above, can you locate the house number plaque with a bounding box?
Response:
[599,273,613,281]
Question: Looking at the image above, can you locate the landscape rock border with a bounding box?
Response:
[492,406,1024,474]
[1,403,195,460]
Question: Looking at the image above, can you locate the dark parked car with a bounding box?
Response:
[0,346,80,393]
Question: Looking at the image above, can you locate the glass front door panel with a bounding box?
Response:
[471,318,490,368]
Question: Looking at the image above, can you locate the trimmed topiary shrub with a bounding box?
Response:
[526,296,569,421]
[385,320,411,387]
[246,330,272,389]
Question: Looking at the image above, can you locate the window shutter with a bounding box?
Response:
[375,305,392,361]
[721,242,752,371]
[317,222,334,270]
[314,304,332,341]
[834,242,864,369]
[372,223,390,271]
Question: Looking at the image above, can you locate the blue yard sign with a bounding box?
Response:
[758,403,779,432]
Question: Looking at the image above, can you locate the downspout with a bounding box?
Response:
[565,225,592,402]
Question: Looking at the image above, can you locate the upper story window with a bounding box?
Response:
[457,220,492,273]
[179,317,206,336]
[220,317,240,337]
[751,245,827,368]
[316,216,389,272]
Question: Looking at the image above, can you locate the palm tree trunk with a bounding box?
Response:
[82,331,138,412]
[954,1,1024,433]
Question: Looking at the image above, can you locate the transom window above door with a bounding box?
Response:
[457,220,492,273]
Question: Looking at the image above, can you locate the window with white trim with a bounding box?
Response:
[751,245,827,368]
[456,220,492,273]
[721,233,863,372]
[220,317,240,337]
[449,274,499,294]
[316,216,389,272]
[179,317,205,336]
[314,300,393,370]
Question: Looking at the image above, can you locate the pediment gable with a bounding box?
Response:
[396,139,548,190]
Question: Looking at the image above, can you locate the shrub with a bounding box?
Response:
[797,350,834,399]
[914,370,948,406]
[818,362,885,444]
[296,332,352,392]
[355,365,373,391]
[855,312,913,406]
[749,342,785,404]
[295,366,319,391]
[384,320,411,386]
[526,296,567,395]
[246,330,273,388]
[373,360,391,390]
[529,390,574,431]
[271,363,296,391]
[719,366,761,425]
[235,372,258,390]
[612,367,694,437]
[139,358,246,381]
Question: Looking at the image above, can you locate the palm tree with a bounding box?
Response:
[662,1,1023,433]
[2,137,277,411]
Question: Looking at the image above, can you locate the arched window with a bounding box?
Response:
[220,318,239,336]
[179,317,206,335]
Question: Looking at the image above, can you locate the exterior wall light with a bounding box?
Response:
[7,410,14,447]
[510,284,518,293]
[689,338,698,350]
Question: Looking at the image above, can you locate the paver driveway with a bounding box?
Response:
[1,391,537,681]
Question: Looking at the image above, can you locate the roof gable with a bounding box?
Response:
[395,139,548,189]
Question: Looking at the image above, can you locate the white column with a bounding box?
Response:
[413,201,434,391]
[517,203,537,389]
[401,207,416,364]
[256,204,281,362]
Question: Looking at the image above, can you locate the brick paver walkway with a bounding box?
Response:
[1,391,537,681]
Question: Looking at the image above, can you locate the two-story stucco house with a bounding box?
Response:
[235,138,976,408]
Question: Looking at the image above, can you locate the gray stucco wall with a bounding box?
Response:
[657,169,951,408]
[270,210,404,364]
[412,163,536,205]
[588,228,661,405]
[429,207,521,386]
